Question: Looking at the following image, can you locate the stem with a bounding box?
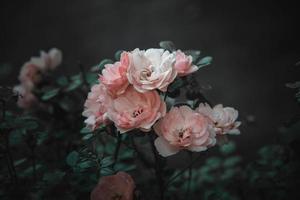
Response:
[186,153,193,200]
[148,134,164,200]
[1,99,17,183]
[112,131,121,167]
[165,153,203,187]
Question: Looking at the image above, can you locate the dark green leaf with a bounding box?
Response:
[42,88,60,100]
[101,156,114,168]
[168,78,183,93]
[78,160,95,169]
[9,129,25,145]
[197,56,213,68]
[159,41,176,51]
[82,133,94,140]
[100,167,114,176]
[66,151,79,167]
[98,59,114,72]
[219,142,236,155]
[80,127,92,134]
[14,158,27,166]
[56,76,69,86]
[223,156,241,168]
[43,170,65,184]
[115,50,124,61]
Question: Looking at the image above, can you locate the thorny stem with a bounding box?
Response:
[148,133,164,200]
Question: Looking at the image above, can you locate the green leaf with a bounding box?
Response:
[101,156,114,168]
[82,133,94,140]
[115,50,124,61]
[78,160,95,169]
[42,88,60,100]
[9,129,26,145]
[56,76,69,86]
[100,167,114,176]
[80,127,92,134]
[66,151,79,167]
[223,156,241,168]
[197,56,213,68]
[66,75,83,91]
[219,142,236,155]
[14,158,27,166]
[85,72,98,85]
[206,157,222,169]
[98,59,114,72]
[168,78,183,93]
[159,41,176,51]
[36,131,48,145]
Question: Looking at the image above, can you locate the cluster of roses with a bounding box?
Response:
[83,48,241,157]
[14,48,62,109]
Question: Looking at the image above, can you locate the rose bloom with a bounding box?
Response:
[154,106,216,157]
[107,86,166,133]
[174,50,198,76]
[18,48,62,90]
[40,48,63,70]
[197,103,241,135]
[13,85,38,109]
[82,83,112,130]
[127,48,177,92]
[99,52,129,97]
[91,172,135,200]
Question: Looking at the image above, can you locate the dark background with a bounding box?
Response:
[1,0,300,158]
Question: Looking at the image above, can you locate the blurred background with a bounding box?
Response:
[1,0,300,160]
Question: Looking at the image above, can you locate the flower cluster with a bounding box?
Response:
[83,48,241,157]
[14,48,62,109]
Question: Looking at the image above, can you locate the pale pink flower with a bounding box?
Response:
[107,86,166,133]
[174,50,198,76]
[197,103,241,135]
[91,172,135,200]
[154,106,216,157]
[18,60,44,90]
[99,52,130,97]
[82,83,112,130]
[40,48,63,70]
[127,48,177,92]
[13,85,38,109]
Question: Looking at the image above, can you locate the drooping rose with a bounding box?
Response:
[82,83,112,130]
[107,86,166,133]
[154,106,216,157]
[197,103,241,135]
[127,48,177,92]
[91,172,135,200]
[174,50,198,76]
[13,85,38,109]
[99,52,129,97]
[40,48,63,70]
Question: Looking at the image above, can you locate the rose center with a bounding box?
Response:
[132,107,144,118]
[140,68,152,80]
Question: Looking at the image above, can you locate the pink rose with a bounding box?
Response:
[174,50,198,76]
[197,103,241,135]
[107,86,166,133]
[13,85,38,109]
[99,52,130,97]
[154,106,216,157]
[18,61,44,90]
[82,83,112,130]
[127,48,177,92]
[91,172,135,200]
